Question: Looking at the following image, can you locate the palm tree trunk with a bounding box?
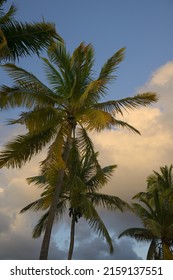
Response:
[39,127,73,260]
[68,214,76,260]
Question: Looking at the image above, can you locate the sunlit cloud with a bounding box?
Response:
[150,61,173,86]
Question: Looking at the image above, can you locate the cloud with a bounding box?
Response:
[0,61,173,260]
[150,61,173,86]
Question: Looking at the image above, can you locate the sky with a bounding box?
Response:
[0,0,173,260]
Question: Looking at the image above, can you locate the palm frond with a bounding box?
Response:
[42,57,65,95]
[81,109,114,132]
[0,126,56,168]
[0,3,17,25]
[88,192,130,212]
[119,227,153,242]
[40,124,68,177]
[0,85,55,110]
[95,92,157,116]
[32,211,49,238]
[87,165,117,191]
[99,48,125,85]
[7,107,62,133]
[47,42,72,89]
[83,198,113,253]
[111,118,140,134]
[20,196,51,212]
[32,198,68,238]
[1,21,61,61]
[132,202,157,222]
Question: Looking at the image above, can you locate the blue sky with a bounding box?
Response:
[2,0,173,97]
[0,0,173,260]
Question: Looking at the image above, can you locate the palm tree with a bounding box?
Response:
[134,165,173,201]
[21,141,129,259]
[0,40,157,259]
[0,0,61,62]
[119,189,173,259]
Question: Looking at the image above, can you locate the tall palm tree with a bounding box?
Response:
[0,40,157,259]
[21,141,129,259]
[0,0,61,62]
[119,189,173,259]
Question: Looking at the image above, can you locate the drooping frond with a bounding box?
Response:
[0,20,61,62]
[32,198,68,238]
[0,126,56,168]
[111,117,140,134]
[83,197,113,253]
[88,192,130,212]
[26,175,47,187]
[40,123,69,178]
[119,228,154,242]
[132,202,158,223]
[20,196,51,212]
[7,107,62,133]
[32,211,49,238]
[0,85,55,110]
[81,109,115,132]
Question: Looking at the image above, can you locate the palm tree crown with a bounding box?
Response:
[0,41,157,168]
[21,141,129,259]
[119,165,173,260]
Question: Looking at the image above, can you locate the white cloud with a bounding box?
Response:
[150,61,173,86]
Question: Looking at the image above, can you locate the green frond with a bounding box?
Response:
[20,196,51,213]
[0,20,61,62]
[83,199,113,253]
[0,3,17,25]
[88,192,130,212]
[119,227,153,242]
[132,202,157,222]
[111,118,140,134]
[77,79,105,107]
[99,48,125,84]
[32,211,49,238]
[81,109,114,132]
[87,165,117,191]
[32,198,68,238]
[47,42,72,85]
[0,85,55,110]
[7,107,62,133]
[0,126,56,168]
[95,92,157,116]
[77,126,95,156]
[40,124,68,177]
[26,175,47,187]
[42,57,65,94]
[133,191,153,201]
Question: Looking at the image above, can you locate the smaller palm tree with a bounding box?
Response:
[134,165,173,202]
[21,141,129,259]
[119,184,173,259]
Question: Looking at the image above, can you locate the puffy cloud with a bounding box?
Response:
[150,61,173,86]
